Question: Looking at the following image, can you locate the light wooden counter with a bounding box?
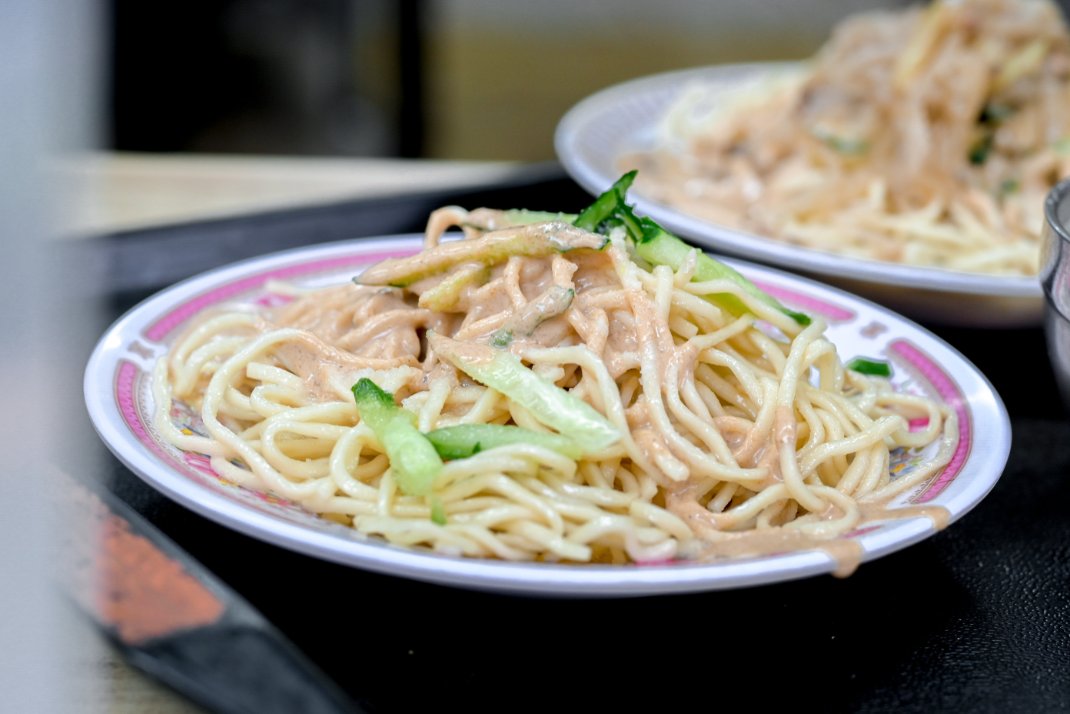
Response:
[58,152,525,236]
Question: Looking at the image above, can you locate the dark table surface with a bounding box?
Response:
[66,166,1070,713]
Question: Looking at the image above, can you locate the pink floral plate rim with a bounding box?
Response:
[83,234,1011,596]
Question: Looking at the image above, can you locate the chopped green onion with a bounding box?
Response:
[490,330,513,348]
[428,332,620,454]
[969,134,993,165]
[822,135,869,155]
[847,357,892,377]
[999,178,1021,196]
[426,424,584,460]
[573,170,637,232]
[351,378,443,497]
[572,172,810,326]
[630,216,811,326]
[979,102,1015,124]
[811,128,869,156]
[430,497,448,526]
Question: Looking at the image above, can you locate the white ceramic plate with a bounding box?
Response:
[555,62,1043,327]
[84,235,1010,597]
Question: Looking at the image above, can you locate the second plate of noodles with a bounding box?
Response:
[557,0,1059,326]
[84,181,1009,594]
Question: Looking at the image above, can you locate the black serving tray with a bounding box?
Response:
[67,163,1070,714]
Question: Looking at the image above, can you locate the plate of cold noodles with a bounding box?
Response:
[555,0,1067,327]
[84,179,1009,596]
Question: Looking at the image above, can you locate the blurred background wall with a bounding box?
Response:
[106,0,912,162]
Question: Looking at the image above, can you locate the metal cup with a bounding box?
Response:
[1040,178,1070,407]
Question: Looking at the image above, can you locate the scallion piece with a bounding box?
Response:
[426,423,583,460]
[847,357,892,377]
[428,332,620,454]
[572,173,810,326]
[351,378,443,497]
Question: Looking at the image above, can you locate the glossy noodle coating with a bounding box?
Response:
[153,208,957,567]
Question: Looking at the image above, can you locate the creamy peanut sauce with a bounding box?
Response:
[859,502,952,532]
[253,242,950,573]
[676,499,950,576]
[160,212,956,569]
[679,527,867,578]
